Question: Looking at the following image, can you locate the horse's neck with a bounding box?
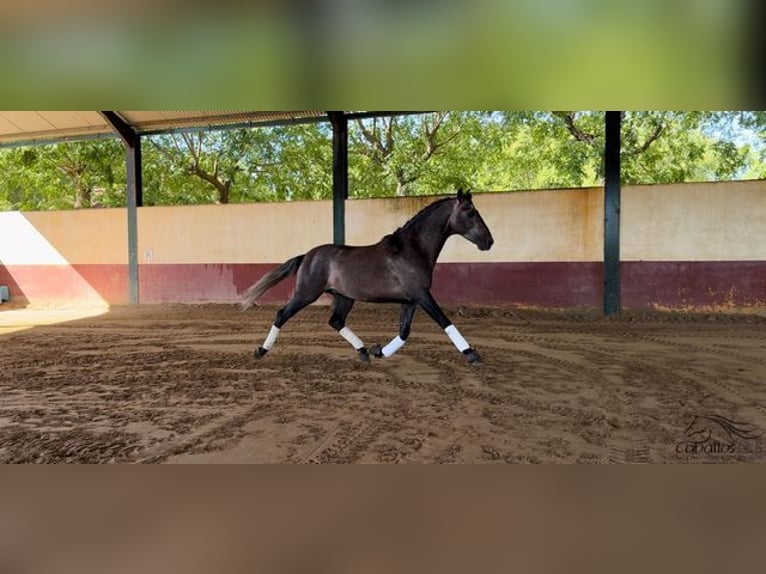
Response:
[402,204,453,267]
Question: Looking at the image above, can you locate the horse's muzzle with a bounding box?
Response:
[479,237,494,251]
[466,231,494,251]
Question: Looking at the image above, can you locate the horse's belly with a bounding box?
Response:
[327,249,425,302]
[330,276,410,303]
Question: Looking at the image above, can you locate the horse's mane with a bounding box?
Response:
[391,197,454,237]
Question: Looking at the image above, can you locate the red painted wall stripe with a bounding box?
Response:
[3,261,765,309]
[138,263,295,304]
[431,262,603,307]
[0,264,127,306]
[622,261,766,309]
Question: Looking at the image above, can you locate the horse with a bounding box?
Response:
[241,188,494,364]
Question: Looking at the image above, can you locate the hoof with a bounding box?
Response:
[463,348,482,364]
[358,347,371,363]
[254,346,269,360]
[370,344,384,358]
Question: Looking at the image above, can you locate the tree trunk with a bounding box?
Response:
[191,163,231,204]
[73,182,91,209]
[218,180,231,204]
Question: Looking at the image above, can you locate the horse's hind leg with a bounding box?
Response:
[328,294,369,362]
[370,303,416,359]
[254,292,320,359]
[416,291,481,364]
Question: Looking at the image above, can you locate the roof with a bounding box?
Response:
[0,111,328,147]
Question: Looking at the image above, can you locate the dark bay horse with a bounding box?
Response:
[241,189,494,364]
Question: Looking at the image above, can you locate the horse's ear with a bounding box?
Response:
[456,188,464,201]
[465,189,472,201]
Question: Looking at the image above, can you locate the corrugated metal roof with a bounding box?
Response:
[0,111,110,144]
[118,111,326,132]
[0,110,328,146]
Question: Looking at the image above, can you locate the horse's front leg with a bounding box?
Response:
[416,292,481,364]
[370,303,417,358]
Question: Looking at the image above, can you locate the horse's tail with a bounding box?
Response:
[240,255,305,310]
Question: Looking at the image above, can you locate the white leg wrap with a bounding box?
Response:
[262,325,280,350]
[382,335,406,357]
[339,326,365,350]
[445,324,470,352]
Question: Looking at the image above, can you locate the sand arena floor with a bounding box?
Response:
[0,303,764,463]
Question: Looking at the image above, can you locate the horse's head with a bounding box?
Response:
[449,188,494,251]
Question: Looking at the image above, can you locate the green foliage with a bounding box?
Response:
[349,112,490,197]
[0,139,125,210]
[142,125,332,205]
[1,111,763,211]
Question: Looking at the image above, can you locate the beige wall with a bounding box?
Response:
[3,209,127,265]
[348,181,766,263]
[5,180,765,266]
[621,180,766,261]
[346,188,604,262]
[137,201,333,264]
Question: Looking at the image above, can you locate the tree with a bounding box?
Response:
[544,111,751,185]
[349,112,478,197]
[731,111,766,179]
[243,123,332,202]
[143,124,332,205]
[147,130,257,204]
[0,140,125,211]
[55,140,125,208]
[1,111,762,211]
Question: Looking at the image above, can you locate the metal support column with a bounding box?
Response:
[603,111,622,316]
[100,111,142,304]
[328,111,348,245]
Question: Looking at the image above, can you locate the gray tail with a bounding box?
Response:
[240,255,304,310]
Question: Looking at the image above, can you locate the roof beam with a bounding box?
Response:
[99,111,137,146]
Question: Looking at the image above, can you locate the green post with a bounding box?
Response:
[329,111,348,245]
[604,111,622,315]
